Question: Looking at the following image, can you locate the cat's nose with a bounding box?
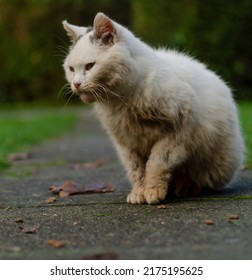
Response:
[74,82,81,90]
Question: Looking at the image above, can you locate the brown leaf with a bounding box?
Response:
[49,181,115,197]
[17,223,24,230]
[157,205,167,209]
[8,152,32,161]
[70,159,104,169]
[58,181,81,197]
[47,239,66,248]
[59,191,72,198]
[203,219,214,225]
[49,181,79,196]
[228,214,240,220]
[49,185,62,194]
[82,252,118,260]
[44,197,57,204]
[14,218,24,223]
[83,183,115,194]
[19,225,39,234]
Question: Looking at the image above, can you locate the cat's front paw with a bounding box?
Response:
[127,188,145,204]
[144,186,167,205]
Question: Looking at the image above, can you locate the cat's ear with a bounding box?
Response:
[62,20,87,44]
[93,13,117,45]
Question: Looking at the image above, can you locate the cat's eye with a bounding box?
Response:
[85,62,95,71]
[69,66,75,72]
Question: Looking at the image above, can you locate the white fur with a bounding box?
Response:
[63,13,244,204]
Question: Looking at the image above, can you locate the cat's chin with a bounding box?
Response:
[79,92,96,104]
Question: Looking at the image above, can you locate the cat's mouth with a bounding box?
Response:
[78,91,96,103]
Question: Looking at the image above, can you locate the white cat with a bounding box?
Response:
[62,12,244,204]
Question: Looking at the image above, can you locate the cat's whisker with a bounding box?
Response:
[94,82,127,105]
[94,92,102,103]
[64,89,73,100]
[92,87,106,103]
[84,83,108,103]
[57,83,71,103]
[54,54,67,59]
[53,50,68,58]
[64,91,75,107]
[81,85,98,103]
[58,83,74,106]
[53,34,70,50]
[107,88,127,105]
[53,43,70,61]
[56,46,69,55]
[94,84,109,104]
[104,88,110,105]
[88,87,99,102]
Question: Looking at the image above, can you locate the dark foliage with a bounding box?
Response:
[0,0,251,104]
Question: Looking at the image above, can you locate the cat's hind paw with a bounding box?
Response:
[144,186,167,205]
[127,189,145,204]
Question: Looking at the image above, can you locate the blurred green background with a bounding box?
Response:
[0,0,251,104]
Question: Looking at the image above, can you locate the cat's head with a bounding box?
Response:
[63,12,134,104]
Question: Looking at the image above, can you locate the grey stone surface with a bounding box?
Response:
[0,108,252,259]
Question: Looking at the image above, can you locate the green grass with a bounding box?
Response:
[0,107,77,170]
[238,101,252,168]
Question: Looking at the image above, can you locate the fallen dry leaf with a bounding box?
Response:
[14,218,24,223]
[82,183,115,194]
[49,185,62,193]
[82,252,118,260]
[157,205,167,209]
[47,239,66,248]
[44,197,57,204]
[70,159,104,169]
[228,214,240,220]
[19,224,39,234]
[8,152,32,161]
[15,219,39,233]
[49,181,78,197]
[49,181,115,198]
[203,219,214,225]
[58,181,81,198]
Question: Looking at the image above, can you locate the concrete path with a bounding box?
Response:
[0,108,252,259]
